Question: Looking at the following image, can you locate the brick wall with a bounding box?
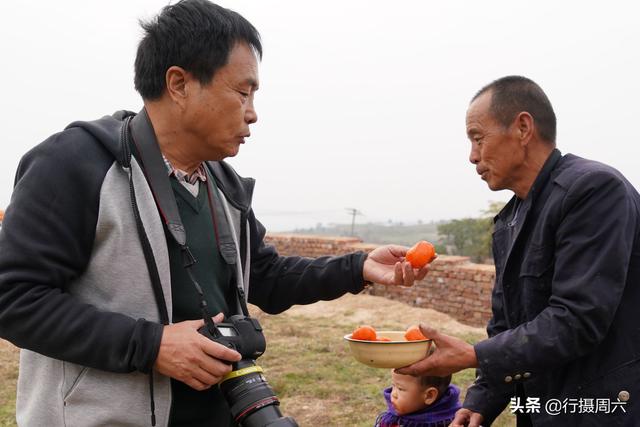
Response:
[265,233,494,327]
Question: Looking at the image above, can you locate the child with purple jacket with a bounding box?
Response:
[374,370,461,427]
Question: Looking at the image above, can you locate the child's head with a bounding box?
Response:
[389,370,451,415]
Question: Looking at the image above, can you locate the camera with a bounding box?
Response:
[199,315,299,427]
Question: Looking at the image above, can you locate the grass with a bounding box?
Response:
[0,340,18,427]
[253,303,515,427]
[0,294,515,426]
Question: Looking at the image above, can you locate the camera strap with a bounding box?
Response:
[128,109,245,332]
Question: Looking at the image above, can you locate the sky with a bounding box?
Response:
[1,1,639,231]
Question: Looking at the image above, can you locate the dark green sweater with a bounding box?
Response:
[166,177,235,427]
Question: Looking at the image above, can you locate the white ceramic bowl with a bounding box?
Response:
[343,330,432,368]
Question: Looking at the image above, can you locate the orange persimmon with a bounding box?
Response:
[352,325,377,341]
[405,241,436,269]
[404,325,428,341]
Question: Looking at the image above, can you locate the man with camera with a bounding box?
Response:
[0,1,429,426]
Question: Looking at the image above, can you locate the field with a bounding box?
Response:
[0,293,514,426]
[291,222,442,248]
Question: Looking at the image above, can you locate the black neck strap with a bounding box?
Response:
[130,110,187,246]
[129,110,239,264]
[127,110,247,321]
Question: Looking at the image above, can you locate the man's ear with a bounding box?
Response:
[515,111,534,146]
[165,66,191,109]
[423,386,439,405]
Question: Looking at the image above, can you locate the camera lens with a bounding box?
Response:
[220,360,298,427]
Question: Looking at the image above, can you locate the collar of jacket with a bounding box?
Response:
[494,148,563,226]
[129,109,255,214]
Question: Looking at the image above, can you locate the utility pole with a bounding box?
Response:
[345,208,364,236]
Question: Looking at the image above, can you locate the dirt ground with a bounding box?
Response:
[277,292,486,338]
[0,294,492,426]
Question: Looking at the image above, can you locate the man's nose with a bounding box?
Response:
[469,143,480,164]
[245,98,258,124]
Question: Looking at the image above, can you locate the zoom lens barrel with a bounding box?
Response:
[219,360,298,427]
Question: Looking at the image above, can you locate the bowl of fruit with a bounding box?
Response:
[344,325,432,368]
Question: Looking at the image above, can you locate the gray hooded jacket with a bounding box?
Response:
[0,111,367,426]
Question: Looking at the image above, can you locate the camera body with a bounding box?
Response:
[198,314,298,427]
[198,314,266,360]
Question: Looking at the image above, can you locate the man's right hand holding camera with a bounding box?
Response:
[154,313,242,391]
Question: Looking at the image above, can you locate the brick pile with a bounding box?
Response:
[264,234,363,257]
[265,233,495,327]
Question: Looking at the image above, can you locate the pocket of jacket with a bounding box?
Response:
[519,244,554,279]
[519,245,554,313]
[63,365,89,403]
[61,365,169,427]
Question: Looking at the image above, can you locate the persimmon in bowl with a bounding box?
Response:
[344,326,432,368]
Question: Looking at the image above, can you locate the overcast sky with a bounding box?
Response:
[1,1,639,231]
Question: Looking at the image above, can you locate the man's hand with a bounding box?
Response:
[363,245,432,287]
[449,408,484,427]
[154,313,241,391]
[395,324,478,377]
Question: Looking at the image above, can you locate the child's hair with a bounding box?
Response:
[418,374,452,398]
[417,344,451,397]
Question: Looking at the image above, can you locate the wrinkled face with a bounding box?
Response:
[466,91,524,192]
[183,42,259,161]
[390,372,428,416]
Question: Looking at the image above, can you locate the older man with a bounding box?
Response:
[0,2,428,426]
[398,76,640,426]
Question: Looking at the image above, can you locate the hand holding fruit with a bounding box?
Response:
[362,242,436,287]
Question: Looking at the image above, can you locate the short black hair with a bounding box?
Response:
[419,374,452,399]
[417,346,451,399]
[134,0,262,100]
[472,76,557,144]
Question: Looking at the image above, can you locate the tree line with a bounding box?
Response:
[437,201,505,263]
